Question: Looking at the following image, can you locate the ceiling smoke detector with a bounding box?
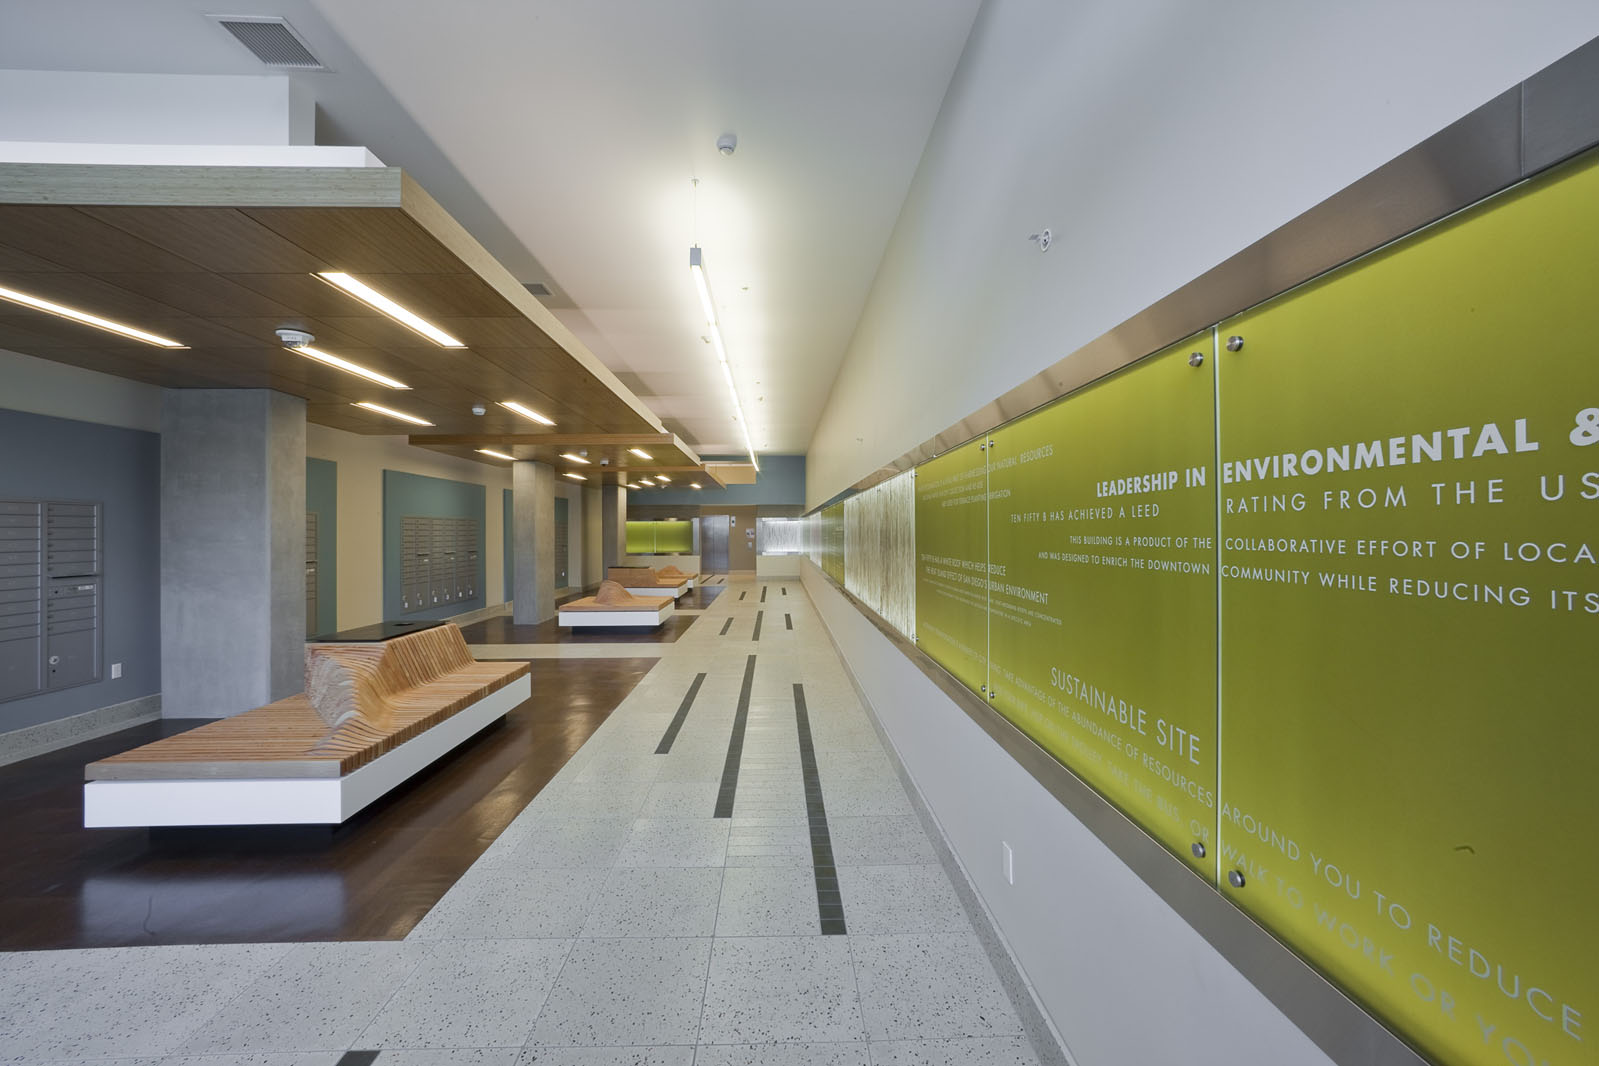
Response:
[471,404,487,416]
[716,133,737,156]
[275,328,315,349]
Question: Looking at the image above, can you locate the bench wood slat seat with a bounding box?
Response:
[558,580,675,628]
[83,624,531,825]
[606,566,692,598]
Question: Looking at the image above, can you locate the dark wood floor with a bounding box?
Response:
[0,657,655,950]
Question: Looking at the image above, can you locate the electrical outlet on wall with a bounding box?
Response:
[1002,841,1014,884]
[110,662,122,679]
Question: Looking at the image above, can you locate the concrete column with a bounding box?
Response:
[582,484,603,588]
[160,389,305,717]
[512,460,556,624]
[601,484,627,571]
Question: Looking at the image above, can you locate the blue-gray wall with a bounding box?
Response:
[644,454,804,506]
[381,469,486,620]
[306,457,337,635]
[0,408,160,733]
[502,487,514,602]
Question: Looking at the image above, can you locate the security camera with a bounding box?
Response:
[471,404,487,416]
[275,328,315,349]
[716,133,737,156]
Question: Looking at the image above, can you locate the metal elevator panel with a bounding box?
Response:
[1,499,100,702]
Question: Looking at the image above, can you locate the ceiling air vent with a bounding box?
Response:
[211,16,327,70]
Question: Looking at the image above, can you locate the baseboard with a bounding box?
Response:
[0,693,163,768]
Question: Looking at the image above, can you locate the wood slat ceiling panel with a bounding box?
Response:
[240,207,473,276]
[0,172,679,450]
[0,207,207,273]
[78,207,333,274]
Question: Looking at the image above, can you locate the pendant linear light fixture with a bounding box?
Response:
[688,246,759,470]
[352,401,433,426]
[499,400,556,426]
[564,472,587,481]
[628,447,652,460]
[290,345,409,389]
[315,272,466,348]
[0,283,188,348]
[559,452,590,465]
[475,448,515,461]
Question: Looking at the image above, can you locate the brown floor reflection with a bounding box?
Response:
[0,658,654,950]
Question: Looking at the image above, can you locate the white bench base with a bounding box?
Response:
[83,675,531,828]
[557,601,674,627]
[619,584,689,600]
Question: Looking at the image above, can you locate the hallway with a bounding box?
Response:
[0,578,1041,1065]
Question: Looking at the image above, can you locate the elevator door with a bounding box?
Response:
[701,515,729,573]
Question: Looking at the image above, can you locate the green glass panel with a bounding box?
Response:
[914,439,989,695]
[625,520,654,554]
[655,521,694,553]
[1217,151,1599,1065]
[988,340,1218,873]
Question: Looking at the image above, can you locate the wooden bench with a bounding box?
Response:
[558,579,675,628]
[606,566,693,599]
[83,624,530,827]
[654,564,699,589]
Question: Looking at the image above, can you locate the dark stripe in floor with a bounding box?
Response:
[336,1052,379,1066]
[785,613,793,630]
[782,586,788,595]
[655,672,707,754]
[740,590,747,600]
[761,585,768,602]
[719,617,734,636]
[714,655,757,818]
[794,683,845,934]
[752,610,764,641]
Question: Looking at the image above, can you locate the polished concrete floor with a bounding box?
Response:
[0,578,1040,1065]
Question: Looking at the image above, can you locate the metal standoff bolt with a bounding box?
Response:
[1191,842,1206,859]
[1188,351,1204,367]
[1228,869,1247,888]
[1225,335,1245,352]
[989,690,997,701]
[980,684,987,693]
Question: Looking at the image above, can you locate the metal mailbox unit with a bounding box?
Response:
[399,515,480,613]
[0,499,102,702]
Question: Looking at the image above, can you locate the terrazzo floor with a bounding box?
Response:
[0,577,1041,1066]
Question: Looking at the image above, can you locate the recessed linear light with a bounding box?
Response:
[559,452,590,465]
[564,472,586,481]
[656,475,670,483]
[0,283,188,348]
[291,345,408,389]
[352,401,433,426]
[628,448,652,460]
[315,272,466,348]
[475,448,515,461]
[499,400,555,426]
[691,482,702,489]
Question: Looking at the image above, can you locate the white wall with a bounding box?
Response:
[806,0,1599,507]
[0,70,313,146]
[305,423,513,630]
[803,561,1331,1066]
[0,348,161,432]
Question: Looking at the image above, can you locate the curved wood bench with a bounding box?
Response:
[83,624,530,826]
[606,566,693,598]
[559,580,675,627]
